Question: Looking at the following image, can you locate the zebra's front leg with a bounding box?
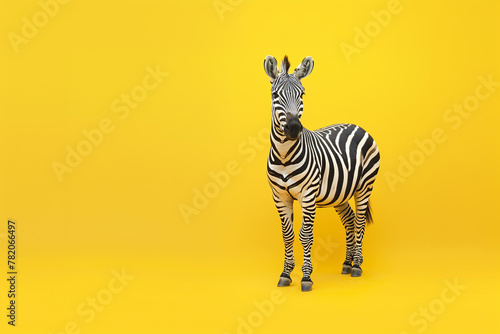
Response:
[299,195,316,292]
[275,198,295,287]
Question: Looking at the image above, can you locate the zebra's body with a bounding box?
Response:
[264,55,380,291]
[268,124,379,207]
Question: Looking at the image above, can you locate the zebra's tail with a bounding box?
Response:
[365,199,374,225]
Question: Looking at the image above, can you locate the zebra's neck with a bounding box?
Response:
[270,124,304,161]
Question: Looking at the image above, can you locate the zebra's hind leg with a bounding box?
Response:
[351,186,375,277]
[335,203,356,275]
[274,197,295,287]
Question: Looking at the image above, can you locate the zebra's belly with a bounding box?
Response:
[315,176,356,208]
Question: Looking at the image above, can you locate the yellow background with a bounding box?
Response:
[1,0,499,333]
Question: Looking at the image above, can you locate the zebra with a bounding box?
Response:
[264,55,381,292]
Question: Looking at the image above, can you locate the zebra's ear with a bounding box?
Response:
[264,55,278,82]
[293,56,314,80]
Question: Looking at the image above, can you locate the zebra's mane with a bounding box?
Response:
[281,56,290,74]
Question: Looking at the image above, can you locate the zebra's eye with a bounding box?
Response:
[272,92,279,99]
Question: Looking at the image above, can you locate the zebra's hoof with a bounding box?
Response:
[351,266,362,277]
[341,264,352,275]
[277,275,292,287]
[301,281,313,292]
[301,278,313,292]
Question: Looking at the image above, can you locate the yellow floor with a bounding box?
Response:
[7,244,498,334]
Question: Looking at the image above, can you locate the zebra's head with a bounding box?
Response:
[264,55,314,140]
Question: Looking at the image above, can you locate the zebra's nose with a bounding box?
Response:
[284,118,302,140]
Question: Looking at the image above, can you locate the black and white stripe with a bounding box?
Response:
[264,55,381,291]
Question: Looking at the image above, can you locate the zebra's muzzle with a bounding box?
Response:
[284,117,302,140]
